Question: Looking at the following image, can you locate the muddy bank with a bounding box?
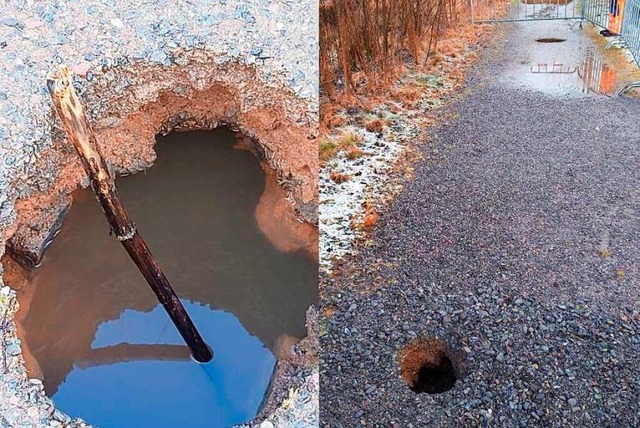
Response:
[257,169,319,259]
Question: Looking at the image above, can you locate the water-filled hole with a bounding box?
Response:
[3,127,318,428]
[536,38,566,43]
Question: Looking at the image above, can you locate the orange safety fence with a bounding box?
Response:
[608,0,626,34]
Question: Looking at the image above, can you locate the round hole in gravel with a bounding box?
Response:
[536,37,566,43]
[398,338,457,394]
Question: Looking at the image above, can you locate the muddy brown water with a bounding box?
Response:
[5,128,318,428]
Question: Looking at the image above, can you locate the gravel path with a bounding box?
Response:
[321,22,640,427]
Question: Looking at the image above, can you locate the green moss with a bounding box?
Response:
[320,139,337,162]
[415,74,444,88]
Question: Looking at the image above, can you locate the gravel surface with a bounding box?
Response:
[258,369,319,428]
[321,22,640,427]
[0,1,317,426]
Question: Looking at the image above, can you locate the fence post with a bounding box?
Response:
[470,0,475,23]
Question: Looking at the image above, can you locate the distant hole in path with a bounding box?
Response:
[398,337,457,394]
[536,37,566,43]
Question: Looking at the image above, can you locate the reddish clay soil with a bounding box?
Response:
[256,169,318,260]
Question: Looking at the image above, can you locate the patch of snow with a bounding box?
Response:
[319,127,402,271]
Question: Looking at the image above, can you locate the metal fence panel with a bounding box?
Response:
[582,0,611,28]
[469,0,640,93]
[621,0,640,63]
[471,0,583,22]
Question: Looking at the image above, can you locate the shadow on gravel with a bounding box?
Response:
[398,338,459,394]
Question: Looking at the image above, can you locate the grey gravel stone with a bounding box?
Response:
[0,18,22,29]
[149,50,167,64]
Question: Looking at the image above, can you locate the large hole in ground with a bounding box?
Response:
[536,38,567,43]
[398,338,457,394]
[2,128,318,428]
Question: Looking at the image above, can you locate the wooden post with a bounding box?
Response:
[46,66,213,363]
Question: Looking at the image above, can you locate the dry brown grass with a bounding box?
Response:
[321,103,349,132]
[390,85,425,108]
[337,130,362,147]
[364,117,387,133]
[362,200,379,229]
[320,0,464,103]
[345,145,364,160]
[522,0,573,3]
[329,172,351,183]
[320,130,365,163]
[362,210,379,229]
[320,138,338,162]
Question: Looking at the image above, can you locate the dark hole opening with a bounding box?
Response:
[536,37,566,43]
[412,354,456,394]
[399,338,457,394]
